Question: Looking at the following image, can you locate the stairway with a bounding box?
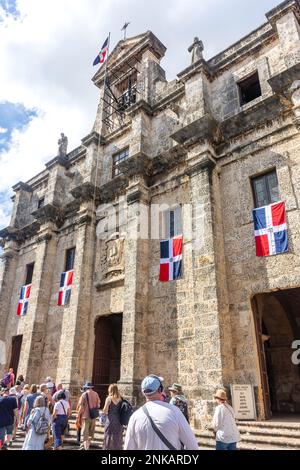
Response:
[64,417,300,451]
[195,421,300,450]
[7,416,300,450]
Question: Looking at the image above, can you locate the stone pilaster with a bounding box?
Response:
[0,242,19,375]
[17,225,57,383]
[187,148,233,427]
[118,177,149,405]
[55,202,95,397]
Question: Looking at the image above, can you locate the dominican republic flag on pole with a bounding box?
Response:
[159,235,183,282]
[253,201,288,257]
[58,270,73,306]
[16,284,32,317]
[93,36,109,66]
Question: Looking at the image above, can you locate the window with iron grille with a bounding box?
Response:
[112,148,129,178]
[251,170,279,208]
[65,247,76,272]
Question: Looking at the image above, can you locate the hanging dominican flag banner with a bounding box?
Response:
[253,201,288,257]
[17,284,32,317]
[159,235,183,282]
[93,36,109,66]
[58,270,73,306]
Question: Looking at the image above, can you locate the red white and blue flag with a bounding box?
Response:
[17,284,32,317]
[159,235,183,282]
[58,270,73,306]
[253,201,288,257]
[93,36,109,66]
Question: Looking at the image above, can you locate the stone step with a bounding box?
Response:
[239,426,300,439]
[237,420,300,430]
[195,429,300,449]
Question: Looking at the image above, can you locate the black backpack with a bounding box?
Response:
[119,399,133,426]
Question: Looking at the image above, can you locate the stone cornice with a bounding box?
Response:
[171,114,219,146]
[266,0,300,28]
[31,204,65,228]
[151,145,187,175]
[12,181,33,193]
[186,155,216,177]
[126,99,153,118]
[45,156,70,170]
[0,222,41,244]
[95,276,124,291]
[220,94,286,140]
[99,176,128,204]
[177,59,212,82]
[71,183,101,203]
[117,152,151,177]
[81,131,104,147]
[268,63,300,95]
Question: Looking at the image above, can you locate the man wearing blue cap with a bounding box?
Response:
[124,375,198,450]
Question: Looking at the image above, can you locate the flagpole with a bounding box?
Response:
[92,32,111,225]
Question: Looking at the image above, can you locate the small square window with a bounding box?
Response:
[65,247,76,271]
[238,71,262,106]
[251,170,279,208]
[112,148,129,178]
[25,263,34,285]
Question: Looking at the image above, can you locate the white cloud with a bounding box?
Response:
[0,127,7,134]
[0,0,280,229]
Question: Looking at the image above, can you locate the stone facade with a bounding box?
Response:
[1,0,300,426]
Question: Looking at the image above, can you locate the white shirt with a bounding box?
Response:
[212,403,241,444]
[124,400,199,450]
[54,399,70,415]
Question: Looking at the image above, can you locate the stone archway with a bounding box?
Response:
[253,288,300,418]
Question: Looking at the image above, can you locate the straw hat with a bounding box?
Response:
[214,389,227,401]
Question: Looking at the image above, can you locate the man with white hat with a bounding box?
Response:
[124,374,198,450]
[212,389,241,450]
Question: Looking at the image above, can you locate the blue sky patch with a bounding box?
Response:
[0,0,20,20]
[0,101,37,152]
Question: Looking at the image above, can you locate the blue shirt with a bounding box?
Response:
[26,393,40,416]
[0,396,18,427]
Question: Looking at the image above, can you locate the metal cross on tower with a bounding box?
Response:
[121,21,130,40]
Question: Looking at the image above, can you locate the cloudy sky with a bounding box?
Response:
[0,0,280,229]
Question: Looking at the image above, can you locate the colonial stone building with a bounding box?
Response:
[1,0,300,427]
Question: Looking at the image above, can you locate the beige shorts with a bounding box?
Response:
[82,418,96,441]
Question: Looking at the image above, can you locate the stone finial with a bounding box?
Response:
[188,37,204,64]
[58,132,68,157]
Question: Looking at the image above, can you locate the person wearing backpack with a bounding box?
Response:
[1,369,14,390]
[102,384,123,450]
[52,391,71,450]
[168,383,190,422]
[77,382,100,450]
[22,396,51,450]
[124,375,198,450]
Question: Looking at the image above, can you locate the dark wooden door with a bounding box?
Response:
[92,318,111,405]
[252,297,272,419]
[9,335,23,378]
